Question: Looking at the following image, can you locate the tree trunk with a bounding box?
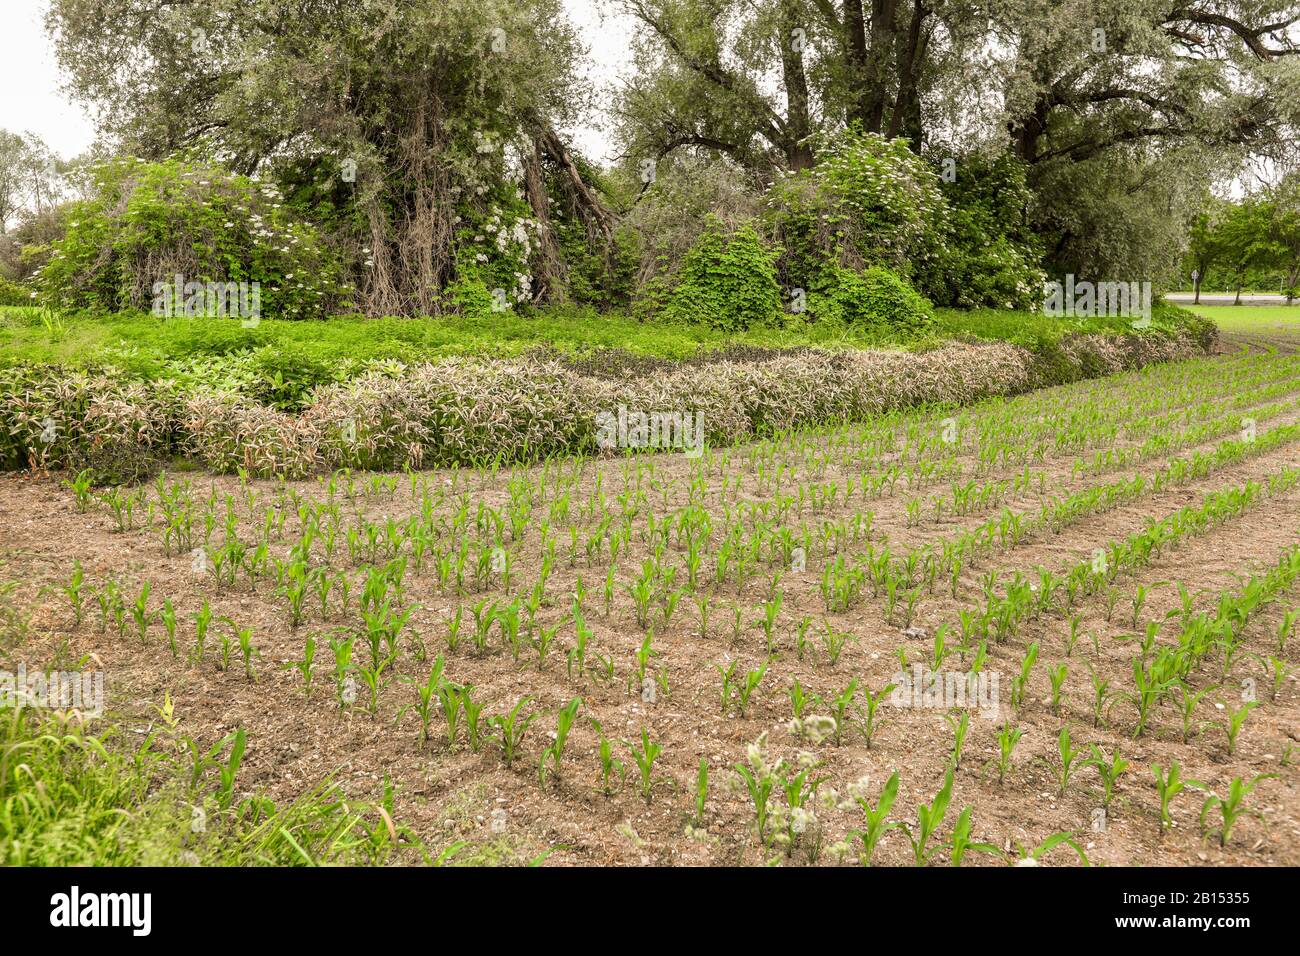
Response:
[523,137,566,305]
[862,0,899,134]
[843,0,871,129]
[1011,96,1050,164]
[535,123,616,248]
[779,0,815,169]
[886,2,929,149]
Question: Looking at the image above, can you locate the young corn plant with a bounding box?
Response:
[486,695,536,767]
[945,710,970,772]
[626,727,666,804]
[57,561,86,625]
[329,633,355,711]
[282,634,316,699]
[736,659,769,717]
[1088,745,1130,810]
[1219,700,1257,756]
[827,679,859,746]
[1047,663,1068,717]
[735,734,781,845]
[691,758,709,828]
[1152,761,1185,834]
[820,622,852,666]
[1191,774,1276,848]
[1009,643,1038,711]
[192,600,213,664]
[568,605,593,680]
[849,770,899,867]
[590,718,625,796]
[1168,681,1215,743]
[1053,726,1088,795]
[130,581,154,644]
[235,625,258,682]
[435,680,464,748]
[948,806,1001,867]
[160,598,178,658]
[757,592,783,654]
[1087,665,1116,729]
[538,697,582,787]
[399,657,447,749]
[460,686,486,752]
[860,683,895,750]
[993,721,1023,786]
[899,770,954,867]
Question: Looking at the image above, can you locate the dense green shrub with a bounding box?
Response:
[918,153,1045,310]
[764,130,947,291]
[662,219,782,332]
[33,157,349,319]
[807,264,933,336]
[0,277,30,306]
[854,265,934,334]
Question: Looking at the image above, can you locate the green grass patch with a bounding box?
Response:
[0,301,1209,410]
[1178,303,1300,333]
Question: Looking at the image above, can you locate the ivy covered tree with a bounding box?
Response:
[47,0,617,315]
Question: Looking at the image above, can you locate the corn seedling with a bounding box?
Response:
[1088,745,1129,809]
[1053,726,1088,795]
[1152,761,1185,833]
[399,657,446,749]
[1219,700,1257,756]
[945,710,970,771]
[590,718,625,796]
[994,721,1022,785]
[1190,774,1276,847]
[539,696,582,786]
[626,727,666,803]
[849,770,899,866]
[948,806,1000,867]
[899,770,954,866]
[486,695,535,767]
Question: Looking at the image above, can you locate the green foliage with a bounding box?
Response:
[765,129,946,290]
[919,153,1044,310]
[662,218,781,332]
[809,264,933,336]
[33,157,348,319]
[0,277,30,307]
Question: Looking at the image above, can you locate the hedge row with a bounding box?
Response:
[0,328,1212,482]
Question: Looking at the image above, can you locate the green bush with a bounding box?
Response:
[918,153,1045,310]
[807,264,932,336]
[662,219,782,332]
[33,157,349,319]
[856,266,933,334]
[764,130,947,290]
[0,277,30,307]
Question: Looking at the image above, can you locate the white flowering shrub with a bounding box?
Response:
[443,138,540,313]
[765,129,948,292]
[33,157,349,319]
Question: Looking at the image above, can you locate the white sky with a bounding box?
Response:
[0,0,97,158]
[0,0,634,163]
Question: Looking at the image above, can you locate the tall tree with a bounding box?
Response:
[47,0,612,315]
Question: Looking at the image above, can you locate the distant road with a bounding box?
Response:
[1165,293,1293,306]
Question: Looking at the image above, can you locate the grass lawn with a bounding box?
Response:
[1180,303,1300,332]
